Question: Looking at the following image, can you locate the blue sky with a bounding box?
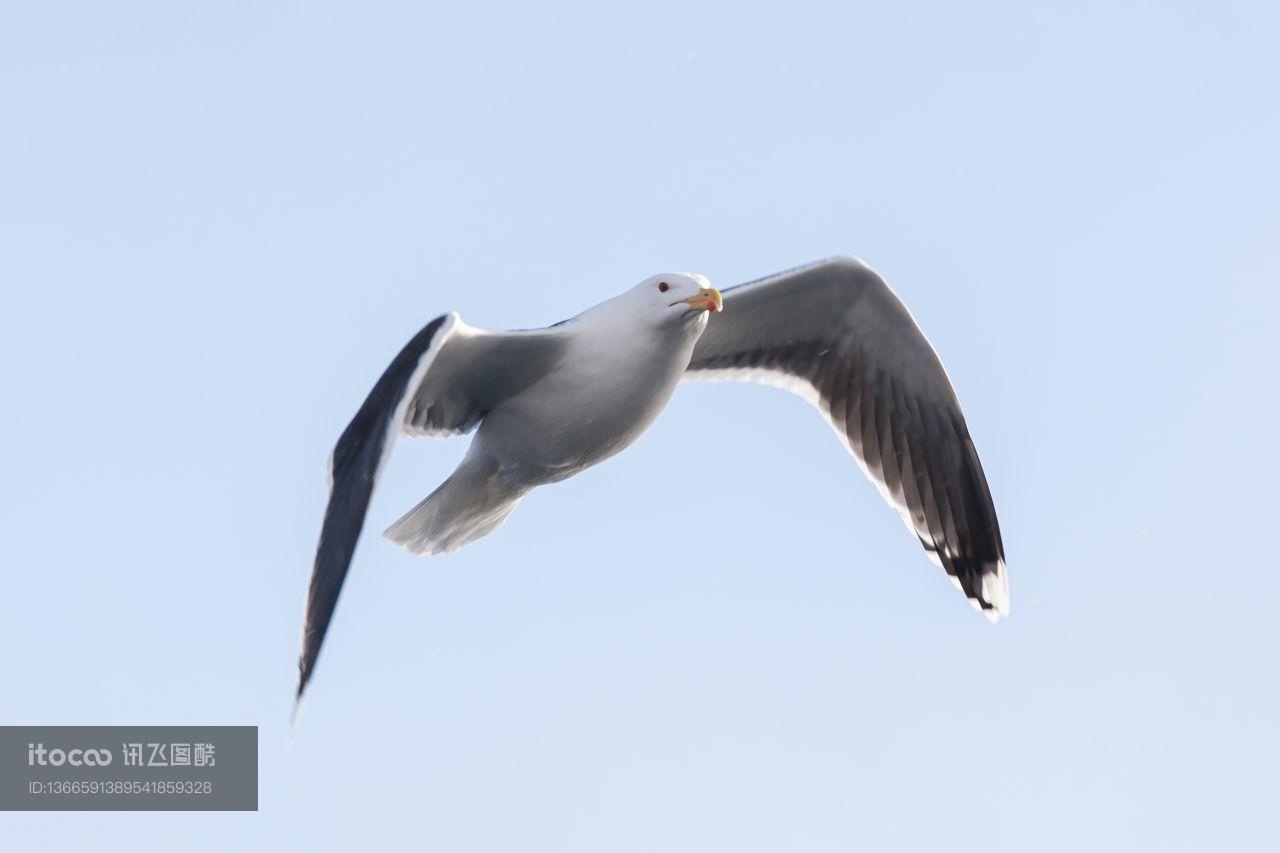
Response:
[2,1,1277,850]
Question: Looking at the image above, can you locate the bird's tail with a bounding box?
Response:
[383,461,525,556]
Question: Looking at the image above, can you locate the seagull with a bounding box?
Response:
[297,257,1006,699]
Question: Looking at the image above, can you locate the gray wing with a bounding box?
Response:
[298,314,567,701]
[686,257,1007,618]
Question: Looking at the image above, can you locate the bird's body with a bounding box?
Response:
[384,279,714,555]
[298,258,1007,701]
[478,296,707,485]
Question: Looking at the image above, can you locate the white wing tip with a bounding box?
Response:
[978,561,1010,621]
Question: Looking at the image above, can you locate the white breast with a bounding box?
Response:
[474,313,705,482]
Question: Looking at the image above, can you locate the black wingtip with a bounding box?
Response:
[295,624,324,705]
[290,693,302,727]
[295,643,313,703]
[294,315,452,712]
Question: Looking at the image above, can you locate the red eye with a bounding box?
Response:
[658,282,669,293]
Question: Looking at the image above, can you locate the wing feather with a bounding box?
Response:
[686,257,1007,618]
[298,315,567,700]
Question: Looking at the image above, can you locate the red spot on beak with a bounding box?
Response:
[706,300,717,311]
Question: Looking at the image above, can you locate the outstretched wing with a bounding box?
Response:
[686,257,1007,618]
[299,314,567,700]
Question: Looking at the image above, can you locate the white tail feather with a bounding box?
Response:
[383,462,524,556]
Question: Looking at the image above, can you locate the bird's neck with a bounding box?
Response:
[570,307,706,367]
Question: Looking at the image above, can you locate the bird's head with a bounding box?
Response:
[627,273,723,326]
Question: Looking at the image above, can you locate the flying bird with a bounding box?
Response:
[298,257,1006,699]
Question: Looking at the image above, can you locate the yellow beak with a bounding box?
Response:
[682,286,723,313]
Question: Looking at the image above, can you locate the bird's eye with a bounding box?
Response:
[658,282,669,293]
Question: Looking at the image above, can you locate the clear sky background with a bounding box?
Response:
[2,1,1278,850]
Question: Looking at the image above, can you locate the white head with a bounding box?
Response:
[621,272,723,327]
